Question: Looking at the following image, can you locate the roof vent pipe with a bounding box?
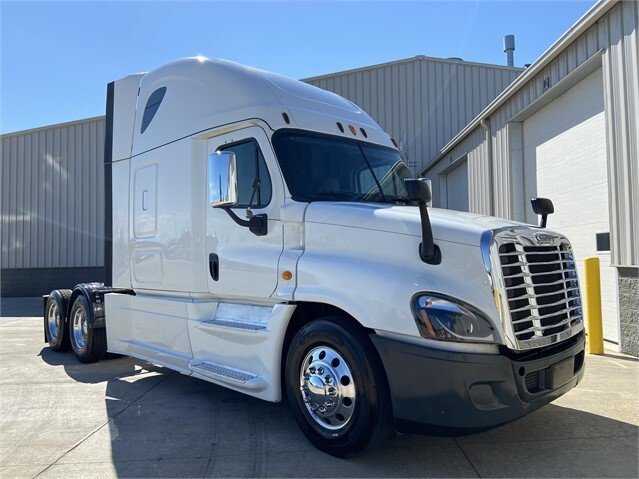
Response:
[504,34,515,67]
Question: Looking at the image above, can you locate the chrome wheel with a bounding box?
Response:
[300,346,356,431]
[72,306,88,352]
[47,302,61,342]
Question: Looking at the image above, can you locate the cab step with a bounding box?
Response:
[198,318,267,332]
[188,360,267,391]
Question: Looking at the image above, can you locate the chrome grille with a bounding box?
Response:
[489,229,584,350]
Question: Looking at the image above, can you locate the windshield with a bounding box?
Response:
[273,131,414,204]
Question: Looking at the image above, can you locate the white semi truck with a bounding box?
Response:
[43,57,585,456]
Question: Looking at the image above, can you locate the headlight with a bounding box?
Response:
[410,293,498,343]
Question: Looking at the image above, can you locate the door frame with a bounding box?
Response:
[204,125,285,301]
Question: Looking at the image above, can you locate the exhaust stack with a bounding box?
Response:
[504,34,515,67]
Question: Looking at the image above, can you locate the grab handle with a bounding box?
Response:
[209,253,219,281]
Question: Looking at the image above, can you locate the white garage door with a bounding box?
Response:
[523,68,619,346]
[445,159,469,212]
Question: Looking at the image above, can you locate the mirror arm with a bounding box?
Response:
[221,207,251,228]
[404,178,441,265]
[539,214,548,229]
[220,207,268,236]
[416,201,442,265]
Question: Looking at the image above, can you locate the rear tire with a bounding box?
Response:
[44,290,72,351]
[69,295,107,363]
[285,317,392,457]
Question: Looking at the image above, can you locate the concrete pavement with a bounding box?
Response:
[1,297,637,478]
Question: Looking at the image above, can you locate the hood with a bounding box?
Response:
[304,202,529,246]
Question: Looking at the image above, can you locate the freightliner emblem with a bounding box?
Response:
[535,232,556,244]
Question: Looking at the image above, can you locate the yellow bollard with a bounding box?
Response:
[583,257,604,354]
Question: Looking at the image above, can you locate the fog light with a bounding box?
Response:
[469,384,495,407]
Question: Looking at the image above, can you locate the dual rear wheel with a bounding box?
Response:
[44,291,107,363]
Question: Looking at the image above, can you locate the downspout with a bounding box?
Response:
[480,118,494,216]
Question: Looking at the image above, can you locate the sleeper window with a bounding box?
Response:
[218,140,272,208]
[140,87,167,134]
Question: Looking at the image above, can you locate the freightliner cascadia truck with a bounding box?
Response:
[43,57,585,457]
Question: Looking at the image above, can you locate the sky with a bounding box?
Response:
[1,0,596,134]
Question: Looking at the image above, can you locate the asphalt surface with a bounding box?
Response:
[1,297,638,478]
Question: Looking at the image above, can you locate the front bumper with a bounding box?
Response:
[371,331,585,432]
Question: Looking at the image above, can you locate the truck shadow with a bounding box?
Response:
[602,351,639,362]
[40,347,639,478]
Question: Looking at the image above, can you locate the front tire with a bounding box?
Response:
[285,318,392,457]
[69,295,107,363]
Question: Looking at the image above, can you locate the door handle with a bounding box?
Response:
[209,253,219,281]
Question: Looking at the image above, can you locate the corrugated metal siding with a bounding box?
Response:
[602,0,639,266]
[424,126,488,212]
[425,1,638,267]
[305,57,521,174]
[0,117,105,269]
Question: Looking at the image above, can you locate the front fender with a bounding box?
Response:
[295,223,501,340]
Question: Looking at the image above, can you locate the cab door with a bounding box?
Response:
[205,126,283,300]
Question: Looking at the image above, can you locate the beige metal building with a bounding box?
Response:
[1,56,520,298]
[422,0,638,355]
[304,56,522,174]
[1,117,106,297]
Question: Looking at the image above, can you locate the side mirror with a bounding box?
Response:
[208,150,268,236]
[209,151,238,207]
[404,178,432,204]
[404,178,441,265]
[531,197,554,228]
